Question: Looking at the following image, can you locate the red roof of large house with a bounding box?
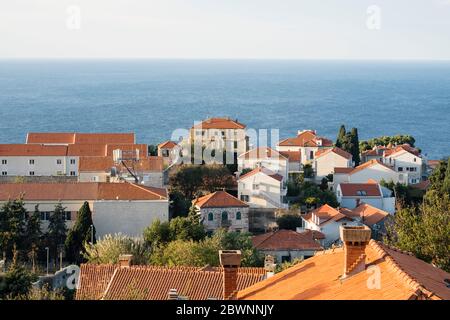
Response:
[0,144,68,156]
[78,156,163,172]
[315,147,352,160]
[384,144,420,157]
[237,240,450,300]
[158,141,178,149]
[192,117,246,130]
[26,132,135,145]
[252,229,323,251]
[239,167,283,182]
[193,191,248,208]
[341,203,389,226]
[302,204,352,226]
[0,182,167,201]
[338,183,382,197]
[76,264,265,300]
[336,159,395,176]
[278,130,333,147]
[278,151,301,162]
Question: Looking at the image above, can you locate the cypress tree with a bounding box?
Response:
[350,127,361,166]
[65,201,95,264]
[46,202,68,263]
[335,125,346,148]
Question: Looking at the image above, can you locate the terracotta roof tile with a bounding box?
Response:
[278,131,333,148]
[192,118,246,130]
[76,264,117,300]
[278,151,301,162]
[239,167,283,182]
[237,240,450,300]
[26,133,76,144]
[303,204,352,226]
[26,133,135,145]
[158,141,178,149]
[78,156,163,172]
[252,229,323,251]
[0,182,167,201]
[334,167,354,174]
[238,147,287,160]
[193,191,248,208]
[0,144,68,156]
[346,159,396,176]
[342,203,389,226]
[316,147,352,160]
[339,183,382,197]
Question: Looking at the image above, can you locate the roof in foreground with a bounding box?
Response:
[193,191,249,208]
[237,240,450,300]
[252,229,323,251]
[0,182,167,201]
[26,132,135,145]
[192,117,246,130]
[76,265,265,300]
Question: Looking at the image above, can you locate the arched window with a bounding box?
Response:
[208,212,214,221]
[236,211,241,220]
[221,211,228,221]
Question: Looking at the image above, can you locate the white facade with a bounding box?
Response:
[238,149,289,179]
[382,150,424,184]
[314,151,352,181]
[0,155,78,177]
[335,184,396,214]
[334,162,405,186]
[190,128,247,156]
[301,216,356,248]
[238,170,287,209]
[197,206,249,233]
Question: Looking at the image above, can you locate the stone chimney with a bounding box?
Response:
[339,225,371,279]
[118,254,133,268]
[219,250,241,300]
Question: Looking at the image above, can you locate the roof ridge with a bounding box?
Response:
[368,240,436,299]
[128,182,167,200]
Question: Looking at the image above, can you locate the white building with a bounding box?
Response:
[335,182,396,214]
[333,159,405,186]
[0,182,169,238]
[313,147,353,181]
[157,141,179,167]
[238,167,287,209]
[190,117,248,156]
[193,191,249,233]
[237,147,288,179]
[277,130,333,165]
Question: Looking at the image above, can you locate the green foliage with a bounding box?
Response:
[149,230,263,267]
[288,178,339,208]
[169,165,236,200]
[335,125,346,148]
[45,203,68,260]
[336,125,361,165]
[240,168,253,176]
[276,214,303,230]
[380,180,424,206]
[169,190,191,218]
[148,144,158,156]
[360,135,416,151]
[26,205,42,250]
[275,257,303,273]
[83,234,149,265]
[65,201,96,264]
[302,164,314,179]
[0,262,36,299]
[0,197,27,258]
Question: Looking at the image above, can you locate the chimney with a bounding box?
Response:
[118,254,133,268]
[219,250,241,300]
[168,289,178,300]
[339,225,371,279]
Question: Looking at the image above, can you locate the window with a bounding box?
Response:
[310,151,314,159]
[241,195,249,202]
[29,159,35,165]
[221,211,228,221]
[40,212,50,221]
[413,158,417,162]
[70,171,76,176]
[70,159,76,165]
[236,212,241,220]
[253,184,259,190]
[410,167,416,172]
[57,159,62,165]
[208,212,214,221]
[356,190,367,196]
[162,150,169,157]
[29,171,35,176]
[1,171,7,176]
[398,167,403,172]
[1,159,6,165]
[234,141,238,149]
[65,212,72,221]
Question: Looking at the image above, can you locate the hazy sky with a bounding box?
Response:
[1,0,450,59]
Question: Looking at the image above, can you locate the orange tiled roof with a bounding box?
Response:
[315,147,352,160]
[339,183,381,197]
[384,144,420,157]
[252,229,323,251]
[77,265,265,300]
[0,182,167,201]
[0,144,68,156]
[79,156,163,173]
[238,147,287,160]
[239,167,283,182]
[192,117,246,130]
[278,151,301,162]
[26,132,135,145]
[105,144,148,157]
[75,264,117,300]
[303,204,352,226]
[278,131,333,148]
[67,144,107,157]
[334,167,354,174]
[158,141,178,149]
[339,159,395,176]
[341,203,389,226]
[237,240,450,300]
[193,191,248,208]
[410,180,431,191]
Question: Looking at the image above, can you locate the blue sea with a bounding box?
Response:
[0,59,449,159]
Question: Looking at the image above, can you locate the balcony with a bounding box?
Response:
[220,219,232,228]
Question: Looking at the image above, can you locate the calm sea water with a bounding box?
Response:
[0,59,449,159]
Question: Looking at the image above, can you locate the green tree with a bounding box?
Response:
[169,190,191,218]
[169,165,204,199]
[335,125,346,148]
[350,127,361,166]
[0,261,36,299]
[65,202,96,264]
[26,205,42,272]
[45,203,68,262]
[0,197,27,260]
[276,214,303,230]
[148,144,158,156]
[303,164,314,178]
